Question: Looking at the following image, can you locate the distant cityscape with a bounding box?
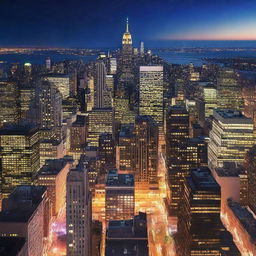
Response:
[0,17,256,256]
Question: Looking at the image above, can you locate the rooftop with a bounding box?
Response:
[0,185,47,223]
[38,158,70,176]
[106,169,134,187]
[0,237,26,256]
[0,123,38,136]
[214,109,252,124]
[188,167,220,192]
[228,199,256,241]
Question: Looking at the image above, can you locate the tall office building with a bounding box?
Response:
[0,124,40,196]
[87,108,113,147]
[139,66,164,125]
[134,116,158,187]
[176,167,240,256]
[98,133,116,172]
[166,106,189,214]
[94,61,107,108]
[116,125,135,171]
[208,109,254,170]
[46,57,51,70]
[44,74,71,99]
[66,166,92,256]
[216,68,244,111]
[0,80,19,128]
[38,80,62,139]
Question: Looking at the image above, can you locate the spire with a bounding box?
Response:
[126,17,129,33]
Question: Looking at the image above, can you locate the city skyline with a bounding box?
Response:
[0,0,256,47]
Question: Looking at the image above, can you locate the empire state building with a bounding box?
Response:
[118,18,134,84]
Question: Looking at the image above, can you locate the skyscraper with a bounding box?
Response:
[216,68,244,111]
[166,106,189,214]
[176,167,240,256]
[94,61,107,108]
[134,116,158,187]
[140,41,144,56]
[0,124,40,196]
[0,80,19,128]
[208,109,254,170]
[66,165,92,256]
[139,66,164,125]
[38,80,62,140]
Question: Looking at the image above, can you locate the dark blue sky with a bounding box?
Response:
[0,0,255,47]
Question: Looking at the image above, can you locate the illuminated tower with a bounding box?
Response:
[134,116,158,188]
[0,80,19,128]
[139,66,164,125]
[0,124,40,196]
[119,17,134,83]
[140,41,144,56]
[208,109,254,170]
[216,68,244,111]
[94,61,107,109]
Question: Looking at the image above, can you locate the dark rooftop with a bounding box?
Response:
[38,158,70,176]
[188,167,220,192]
[0,237,26,256]
[106,169,134,187]
[0,123,38,136]
[0,185,47,223]
[228,199,256,241]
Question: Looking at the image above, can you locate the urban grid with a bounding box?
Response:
[0,2,256,256]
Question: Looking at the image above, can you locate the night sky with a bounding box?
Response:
[0,0,256,47]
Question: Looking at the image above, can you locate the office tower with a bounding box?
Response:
[39,139,65,168]
[46,57,51,70]
[69,115,87,161]
[176,167,239,256]
[66,166,92,256]
[37,158,72,216]
[87,108,113,147]
[198,82,217,119]
[208,109,254,170]
[114,97,135,124]
[216,68,244,111]
[44,74,71,99]
[94,61,107,108]
[38,80,62,139]
[98,133,115,172]
[105,169,134,221]
[109,58,117,75]
[105,212,148,256]
[139,66,164,125]
[116,125,135,171]
[134,116,158,187]
[166,106,189,214]
[106,74,114,91]
[19,86,36,121]
[0,186,50,256]
[0,124,40,196]
[140,41,144,56]
[245,145,256,214]
[85,76,94,111]
[0,80,19,128]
